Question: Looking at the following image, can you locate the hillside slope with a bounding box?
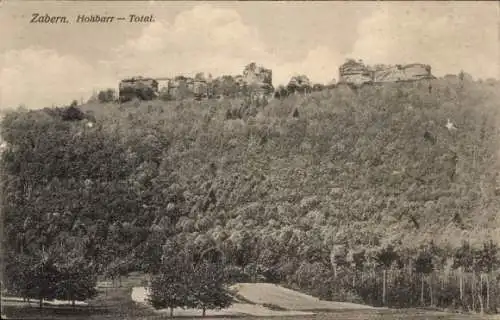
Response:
[76,79,500,249]
[2,77,500,306]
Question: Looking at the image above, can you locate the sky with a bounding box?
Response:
[0,1,498,109]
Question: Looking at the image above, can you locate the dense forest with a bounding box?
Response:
[2,76,500,311]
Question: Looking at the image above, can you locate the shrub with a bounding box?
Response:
[97,88,116,103]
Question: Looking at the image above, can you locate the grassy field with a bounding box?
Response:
[2,287,152,320]
[3,276,498,320]
[4,304,499,320]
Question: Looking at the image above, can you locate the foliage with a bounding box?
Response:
[2,78,500,312]
[3,247,97,307]
[148,242,233,316]
[97,89,116,103]
[53,259,98,305]
[213,76,241,98]
[189,261,234,316]
[148,253,191,315]
[348,269,500,312]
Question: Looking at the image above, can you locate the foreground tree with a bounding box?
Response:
[189,261,234,317]
[53,257,98,306]
[3,253,38,303]
[30,254,60,308]
[148,240,234,317]
[3,244,98,308]
[148,251,191,317]
[4,250,60,308]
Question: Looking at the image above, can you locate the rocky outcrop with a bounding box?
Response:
[243,62,272,87]
[165,76,206,100]
[242,62,274,97]
[338,59,373,86]
[119,77,159,102]
[287,75,312,94]
[338,59,434,87]
[372,63,434,83]
[119,62,275,102]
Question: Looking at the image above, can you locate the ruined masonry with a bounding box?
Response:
[338,59,435,86]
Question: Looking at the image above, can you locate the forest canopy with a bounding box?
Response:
[2,77,500,307]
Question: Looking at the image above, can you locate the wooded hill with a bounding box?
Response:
[2,77,500,308]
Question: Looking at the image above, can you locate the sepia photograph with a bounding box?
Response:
[1,1,500,319]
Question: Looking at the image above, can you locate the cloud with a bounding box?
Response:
[109,5,268,78]
[4,3,496,109]
[0,4,347,109]
[108,4,343,85]
[272,46,344,85]
[0,47,115,109]
[351,3,499,79]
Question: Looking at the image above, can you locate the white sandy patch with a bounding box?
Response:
[131,286,150,304]
[131,282,376,316]
[131,286,314,317]
[232,283,375,311]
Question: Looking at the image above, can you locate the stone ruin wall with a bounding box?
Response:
[339,60,434,85]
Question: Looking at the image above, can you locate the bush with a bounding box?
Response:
[97,88,116,103]
[149,259,234,317]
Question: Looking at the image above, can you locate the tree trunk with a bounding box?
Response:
[170,307,173,317]
[478,292,484,315]
[486,274,490,312]
[202,307,206,317]
[459,268,463,301]
[420,274,424,306]
[429,274,434,307]
[382,269,387,306]
[39,298,43,309]
[472,271,476,311]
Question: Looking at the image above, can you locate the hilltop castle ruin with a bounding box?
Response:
[117,59,437,102]
[338,59,435,87]
[118,62,274,103]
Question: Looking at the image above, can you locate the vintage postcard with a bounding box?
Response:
[1,1,499,319]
